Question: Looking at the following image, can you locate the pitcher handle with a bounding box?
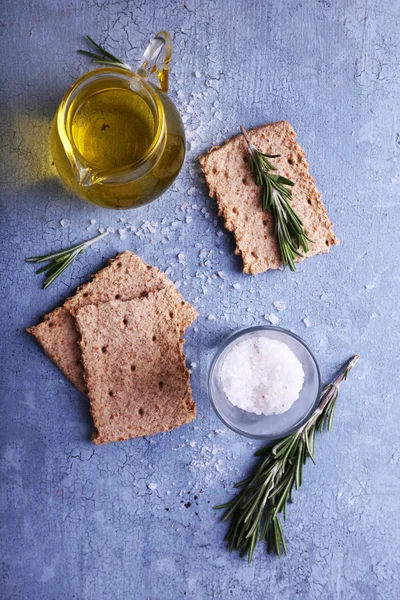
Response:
[137,30,172,93]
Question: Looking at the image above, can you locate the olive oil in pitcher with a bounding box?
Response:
[51,32,185,209]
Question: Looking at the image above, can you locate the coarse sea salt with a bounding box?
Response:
[220,336,304,416]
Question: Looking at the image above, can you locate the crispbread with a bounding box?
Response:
[199,121,338,275]
[75,288,195,444]
[27,251,197,393]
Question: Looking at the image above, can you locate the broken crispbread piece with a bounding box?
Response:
[27,251,197,393]
[199,120,338,275]
[75,288,195,444]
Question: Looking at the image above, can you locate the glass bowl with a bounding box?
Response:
[208,326,321,441]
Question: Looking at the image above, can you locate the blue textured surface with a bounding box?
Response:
[1,1,399,598]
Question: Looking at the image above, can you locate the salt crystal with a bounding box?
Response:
[265,313,280,326]
[90,219,96,225]
[232,283,241,290]
[365,283,375,290]
[98,227,105,234]
[187,187,197,196]
[106,226,115,234]
[220,336,304,416]
[147,483,157,491]
[118,228,127,240]
[216,230,224,237]
[60,219,69,228]
[303,317,312,328]
[119,217,126,223]
[190,362,197,369]
[192,204,199,210]
[208,314,216,321]
[194,71,201,78]
[273,300,286,312]
[178,252,185,263]
[218,271,227,280]
[186,216,192,224]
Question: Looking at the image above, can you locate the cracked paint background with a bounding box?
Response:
[1,0,399,598]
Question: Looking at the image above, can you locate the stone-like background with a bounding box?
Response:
[1,1,399,598]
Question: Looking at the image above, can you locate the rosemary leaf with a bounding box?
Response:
[26,231,109,289]
[215,355,360,562]
[78,36,131,70]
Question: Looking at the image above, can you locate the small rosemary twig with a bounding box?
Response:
[26,231,109,289]
[215,355,360,562]
[78,36,131,70]
[241,126,313,271]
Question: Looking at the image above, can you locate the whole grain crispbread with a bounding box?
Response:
[199,121,338,275]
[27,251,197,393]
[75,288,195,444]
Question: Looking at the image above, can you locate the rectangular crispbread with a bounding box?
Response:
[75,288,195,444]
[199,121,338,275]
[27,251,197,393]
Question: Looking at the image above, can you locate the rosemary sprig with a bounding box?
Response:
[78,36,131,70]
[215,355,360,562]
[240,126,313,271]
[26,231,109,289]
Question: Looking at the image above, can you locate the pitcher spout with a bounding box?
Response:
[76,165,95,187]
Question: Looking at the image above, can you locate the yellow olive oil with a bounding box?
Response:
[71,89,156,170]
[51,69,185,209]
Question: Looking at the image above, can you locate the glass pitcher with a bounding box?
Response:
[50,31,185,210]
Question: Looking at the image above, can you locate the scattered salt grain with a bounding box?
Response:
[106,226,115,234]
[194,71,201,78]
[118,228,127,240]
[232,283,241,290]
[178,252,185,263]
[208,314,216,321]
[90,219,96,225]
[147,483,157,491]
[190,362,197,369]
[60,218,69,228]
[265,313,280,326]
[220,336,304,416]
[273,300,286,312]
[365,283,375,290]
[216,230,224,237]
[98,227,105,234]
[303,317,312,328]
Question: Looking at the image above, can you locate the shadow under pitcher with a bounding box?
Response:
[50,31,185,209]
